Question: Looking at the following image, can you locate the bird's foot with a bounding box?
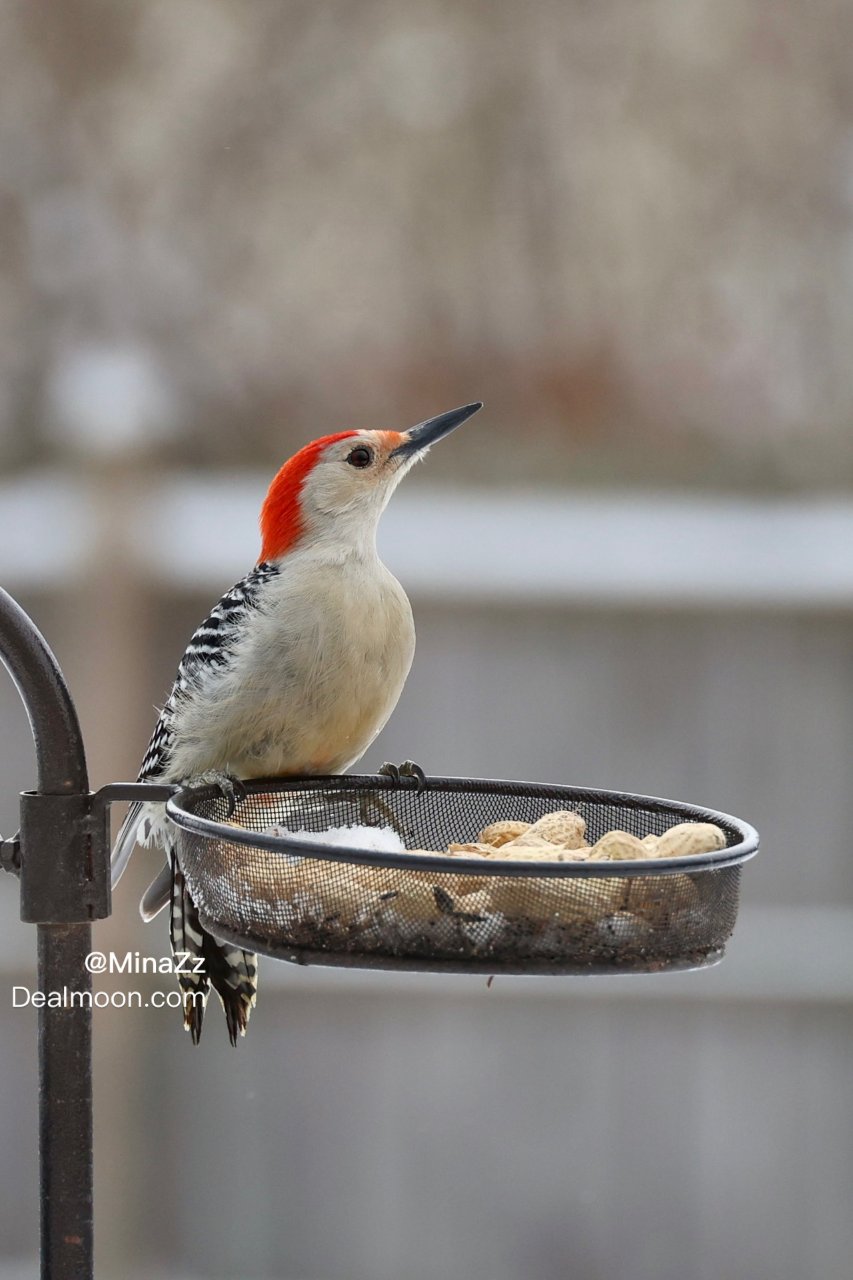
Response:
[184,770,247,819]
[355,790,407,835]
[378,759,427,793]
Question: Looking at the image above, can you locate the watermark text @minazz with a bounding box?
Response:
[83,950,204,975]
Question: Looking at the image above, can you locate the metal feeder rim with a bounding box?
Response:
[166,774,759,878]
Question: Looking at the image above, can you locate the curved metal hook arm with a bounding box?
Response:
[0,588,108,923]
[0,587,89,795]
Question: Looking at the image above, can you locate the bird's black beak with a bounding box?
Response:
[390,402,483,460]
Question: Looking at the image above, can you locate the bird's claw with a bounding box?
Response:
[222,777,247,819]
[185,771,247,819]
[378,760,427,792]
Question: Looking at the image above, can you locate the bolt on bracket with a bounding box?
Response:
[1,830,21,876]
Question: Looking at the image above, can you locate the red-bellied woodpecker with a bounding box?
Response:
[111,402,482,1043]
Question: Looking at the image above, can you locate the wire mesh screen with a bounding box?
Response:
[169,778,756,974]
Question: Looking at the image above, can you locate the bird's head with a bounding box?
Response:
[259,402,482,562]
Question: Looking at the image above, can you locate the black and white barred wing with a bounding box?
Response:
[110,562,281,888]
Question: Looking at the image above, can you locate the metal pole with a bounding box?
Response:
[36,925,94,1279]
[0,587,96,1280]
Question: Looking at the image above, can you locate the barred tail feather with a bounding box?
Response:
[204,941,258,1046]
[170,857,210,1044]
[170,856,258,1045]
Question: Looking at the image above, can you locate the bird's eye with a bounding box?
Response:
[347,445,373,469]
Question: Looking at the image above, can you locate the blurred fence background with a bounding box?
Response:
[1,2,852,1278]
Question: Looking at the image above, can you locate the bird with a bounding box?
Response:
[111,401,483,1044]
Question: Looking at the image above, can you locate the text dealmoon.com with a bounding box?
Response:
[11,987,203,1009]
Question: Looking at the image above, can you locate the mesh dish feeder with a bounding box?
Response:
[167,777,758,975]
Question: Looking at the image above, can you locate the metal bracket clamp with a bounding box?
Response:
[19,792,111,924]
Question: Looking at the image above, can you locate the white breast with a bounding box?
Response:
[167,552,415,780]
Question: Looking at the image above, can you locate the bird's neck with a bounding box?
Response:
[278,519,381,569]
